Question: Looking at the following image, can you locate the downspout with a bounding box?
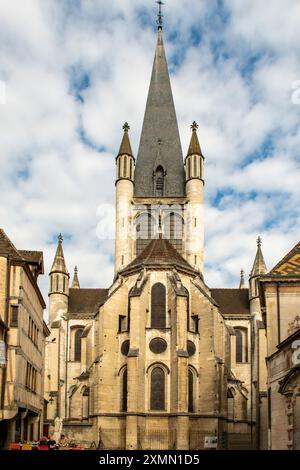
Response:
[57,329,61,418]
[276,283,281,345]
[0,255,11,412]
[64,316,69,420]
[250,315,254,448]
[256,321,260,450]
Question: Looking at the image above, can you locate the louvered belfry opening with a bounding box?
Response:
[155,166,164,196]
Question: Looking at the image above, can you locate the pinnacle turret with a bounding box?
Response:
[71,266,80,289]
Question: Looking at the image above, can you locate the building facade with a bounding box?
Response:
[44,22,270,450]
[259,241,300,450]
[0,229,49,448]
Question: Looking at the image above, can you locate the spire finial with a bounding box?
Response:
[58,233,63,243]
[257,236,262,247]
[191,121,199,132]
[156,1,165,29]
[123,122,130,132]
[74,265,78,273]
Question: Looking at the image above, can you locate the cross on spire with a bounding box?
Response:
[191,121,199,132]
[123,122,130,132]
[156,1,165,29]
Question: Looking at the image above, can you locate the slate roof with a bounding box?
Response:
[19,250,43,264]
[269,240,300,276]
[68,288,109,314]
[134,28,185,197]
[0,229,23,260]
[211,288,250,315]
[120,237,197,275]
[0,230,43,268]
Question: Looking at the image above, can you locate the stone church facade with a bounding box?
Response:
[43,23,300,450]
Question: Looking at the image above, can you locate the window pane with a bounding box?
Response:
[151,283,166,328]
[188,370,194,412]
[235,329,243,363]
[121,368,128,412]
[74,329,83,361]
[150,367,165,410]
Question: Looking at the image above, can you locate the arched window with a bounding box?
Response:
[151,283,166,328]
[188,369,194,412]
[235,328,248,363]
[74,328,83,361]
[121,368,128,412]
[117,158,121,179]
[129,159,133,180]
[135,212,154,255]
[150,367,165,410]
[162,212,183,253]
[155,166,164,197]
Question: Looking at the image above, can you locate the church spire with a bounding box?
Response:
[251,236,267,277]
[71,266,80,289]
[187,121,203,157]
[118,122,133,157]
[134,16,185,197]
[50,234,68,275]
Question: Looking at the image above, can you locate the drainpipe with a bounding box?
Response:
[64,316,69,420]
[0,256,11,412]
[276,284,281,345]
[57,329,61,418]
[250,315,254,448]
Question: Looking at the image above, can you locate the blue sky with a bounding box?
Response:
[0,0,300,301]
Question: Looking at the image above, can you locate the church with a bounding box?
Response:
[43,13,300,450]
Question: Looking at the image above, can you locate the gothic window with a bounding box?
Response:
[129,159,133,180]
[56,275,59,291]
[155,166,164,197]
[151,283,166,328]
[150,367,165,410]
[121,368,128,412]
[235,328,248,363]
[188,369,194,412]
[63,276,66,293]
[136,212,154,255]
[163,212,183,253]
[74,328,83,361]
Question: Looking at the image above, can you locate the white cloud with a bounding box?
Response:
[0,0,299,306]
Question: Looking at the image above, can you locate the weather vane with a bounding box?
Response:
[156,1,165,29]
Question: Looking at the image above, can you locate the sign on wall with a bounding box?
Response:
[204,436,218,449]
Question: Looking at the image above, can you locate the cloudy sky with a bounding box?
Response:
[0,0,300,304]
